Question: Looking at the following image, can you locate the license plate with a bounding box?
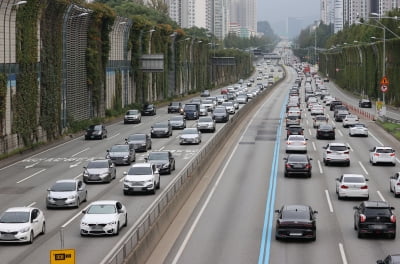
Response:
[289,232,302,236]
[293,164,304,168]
[1,234,15,240]
[372,225,385,230]
[133,187,142,192]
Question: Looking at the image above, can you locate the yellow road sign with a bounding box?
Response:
[50,249,75,264]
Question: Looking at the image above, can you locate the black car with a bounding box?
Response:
[142,104,156,116]
[359,99,372,108]
[145,151,176,174]
[84,124,107,140]
[286,125,304,139]
[283,154,312,177]
[316,124,335,139]
[275,204,317,241]
[106,144,135,165]
[329,100,343,111]
[353,201,396,239]
[212,107,229,123]
[151,121,172,138]
[125,133,152,152]
[168,101,183,113]
[377,254,400,264]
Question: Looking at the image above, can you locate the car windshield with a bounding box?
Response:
[153,123,168,128]
[287,116,298,120]
[377,148,394,153]
[126,110,139,115]
[315,116,326,120]
[0,212,30,223]
[51,182,76,192]
[110,145,129,152]
[329,145,347,151]
[214,108,226,113]
[170,116,183,121]
[282,210,309,220]
[202,100,212,104]
[144,105,153,109]
[199,117,213,122]
[183,129,198,134]
[148,152,168,160]
[352,124,365,128]
[87,161,108,169]
[184,105,197,110]
[364,208,391,216]
[222,102,233,106]
[288,155,308,162]
[128,134,145,141]
[171,102,180,106]
[87,204,116,214]
[319,125,332,130]
[128,166,152,175]
[343,177,365,183]
[89,125,102,131]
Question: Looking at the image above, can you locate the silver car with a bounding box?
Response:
[170,115,186,129]
[46,179,87,208]
[124,109,141,124]
[106,144,135,165]
[285,135,308,153]
[197,116,216,133]
[179,128,202,145]
[83,159,117,183]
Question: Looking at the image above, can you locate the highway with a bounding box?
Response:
[157,65,400,264]
[0,58,281,263]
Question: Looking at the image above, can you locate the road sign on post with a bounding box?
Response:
[50,249,75,264]
[380,76,389,85]
[381,85,388,93]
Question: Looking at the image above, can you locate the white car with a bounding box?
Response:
[221,102,235,114]
[336,174,369,200]
[342,114,359,128]
[390,172,400,197]
[123,163,160,194]
[199,105,208,116]
[80,200,127,236]
[310,104,324,115]
[179,128,202,145]
[323,143,350,166]
[369,146,396,166]
[349,123,368,137]
[0,207,45,243]
[286,135,308,153]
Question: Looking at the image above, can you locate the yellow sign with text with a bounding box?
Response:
[50,249,75,264]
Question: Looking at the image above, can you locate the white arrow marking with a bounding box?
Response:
[69,162,82,168]
[25,162,39,169]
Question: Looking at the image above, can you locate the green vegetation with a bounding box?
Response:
[377,121,400,141]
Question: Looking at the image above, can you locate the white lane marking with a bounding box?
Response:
[368,130,384,146]
[377,191,386,201]
[317,160,323,174]
[339,243,348,264]
[331,120,336,126]
[308,128,312,136]
[74,174,82,180]
[106,133,120,141]
[159,146,165,151]
[17,169,46,184]
[306,119,309,125]
[25,162,39,169]
[71,147,90,157]
[61,204,90,228]
[312,142,316,151]
[347,143,353,152]
[27,202,36,207]
[337,129,343,137]
[69,162,82,168]
[325,189,334,213]
[358,161,369,175]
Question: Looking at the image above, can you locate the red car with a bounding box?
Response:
[220,88,228,94]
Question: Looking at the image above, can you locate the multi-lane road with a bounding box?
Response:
[156,65,400,264]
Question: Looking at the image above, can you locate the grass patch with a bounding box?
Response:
[377,120,400,140]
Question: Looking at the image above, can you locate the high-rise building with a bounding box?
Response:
[334,0,344,32]
[229,0,257,37]
[166,0,207,28]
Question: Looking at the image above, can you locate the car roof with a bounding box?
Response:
[5,207,34,213]
[90,159,109,162]
[375,146,394,149]
[362,201,391,208]
[54,179,78,184]
[288,135,305,140]
[328,142,346,146]
[342,174,365,178]
[282,204,310,211]
[131,163,152,168]
[89,200,118,206]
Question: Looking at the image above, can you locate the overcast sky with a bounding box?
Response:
[257,0,320,35]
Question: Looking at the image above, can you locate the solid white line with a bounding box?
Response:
[159,146,165,151]
[339,243,348,264]
[377,190,386,201]
[106,133,120,141]
[308,128,312,136]
[338,129,343,137]
[347,143,353,152]
[358,161,369,175]
[61,204,90,228]
[27,202,36,207]
[17,169,46,184]
[325,189,334,213]
[368,131,384,146]
[317,160,323,174]
[312,142,316,151]
[71,148,90,157]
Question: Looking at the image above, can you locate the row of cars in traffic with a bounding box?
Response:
[0,63,278,243]
[276,68,398,245]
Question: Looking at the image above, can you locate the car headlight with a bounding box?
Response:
[124,155,129,159]
[107,221,117,225]
[19,226,30,233]
[67,194,77,199]
[162,163,170,168]
[83,172,89,177]
[81,221,89,226]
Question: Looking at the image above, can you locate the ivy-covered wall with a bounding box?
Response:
[319,39,400,106]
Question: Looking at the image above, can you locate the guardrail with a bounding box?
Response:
[101,70,287,264]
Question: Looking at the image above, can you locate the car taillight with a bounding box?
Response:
[287,141,290,145]
[340,185,349,189]
[374,153,380,156]
[391,215,396,223]
[360,214,366,223]
[286,164,291,168]
[390,153,396,157]
[305,164,311,169]
[360,185,368,189]
[344,151,349,154]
